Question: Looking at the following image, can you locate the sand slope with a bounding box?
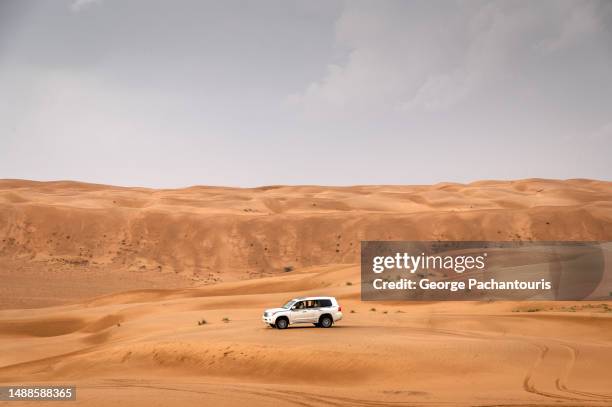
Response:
[0,265,611,406]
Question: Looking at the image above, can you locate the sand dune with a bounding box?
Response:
[1,178,611,308]
[0,178,611,406]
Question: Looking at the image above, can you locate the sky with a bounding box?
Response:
[0,0,611,187]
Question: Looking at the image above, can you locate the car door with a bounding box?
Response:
[304,300,321,323]
[290,301,310,323]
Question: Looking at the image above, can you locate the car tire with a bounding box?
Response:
[319,316,333,328]
[275,318,289,329]
[269,324,276,328]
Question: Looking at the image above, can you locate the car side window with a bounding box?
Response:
[293,301,304,310]
[319,299,332,307]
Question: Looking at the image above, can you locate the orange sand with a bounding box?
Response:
[0,179,611,406]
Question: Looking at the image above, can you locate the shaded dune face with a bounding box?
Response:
[0,318,86,337]
[1,178,610,278]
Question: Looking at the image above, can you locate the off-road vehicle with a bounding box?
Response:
[262,296,343,329]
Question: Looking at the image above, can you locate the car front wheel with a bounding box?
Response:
[275,318,289,329]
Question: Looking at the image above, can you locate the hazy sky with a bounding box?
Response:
[1,0,611,187]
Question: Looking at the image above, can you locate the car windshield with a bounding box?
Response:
[282,300,296,309]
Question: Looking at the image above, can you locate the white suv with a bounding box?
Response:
[262,296,343,329]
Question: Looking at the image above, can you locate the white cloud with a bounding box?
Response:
[70,0,102,13]
[537,0,608,53]
[592,121,612,139]
[400,73,471,112]
[289,1,612,116]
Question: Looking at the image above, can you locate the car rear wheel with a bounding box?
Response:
[275,318,288,329]
[319,316,333,328]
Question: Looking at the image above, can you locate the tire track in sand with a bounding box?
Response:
[554,343,612,402]
[523,341,610,404]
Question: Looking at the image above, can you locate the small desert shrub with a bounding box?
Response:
[116,323,121,327]
[283,266,294,273]
[350,310,356,314]
[395,310,405,313]
[512,307,541,313]
[222,317,230,323]
[370,307,376,312]
[345,281,353,286]
[197,319,207,325]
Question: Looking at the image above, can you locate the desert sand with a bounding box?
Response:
[1,178,611,406]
